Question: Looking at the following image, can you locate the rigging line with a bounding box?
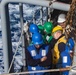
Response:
[35,8,40,16]
[36,18,42,24]
[29,7,40,23]
[8,29,24,73]
[30,6,44,24]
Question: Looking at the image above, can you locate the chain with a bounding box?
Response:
[65,0,76,40]
[66,0,76,26]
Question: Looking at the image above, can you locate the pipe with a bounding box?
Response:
[35,0,70,11]
[50,1,70,11]
[1,0,70,10]
[0,3,1,15]
[1,0,51,7]
[19,3,26,71]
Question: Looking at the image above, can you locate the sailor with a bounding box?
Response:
[26,33,52,75]
[52,25,67,75]
[29,24,39,34]
[38,22,54,44]
[65,38,74,59]
[57,13,66,33]
[57,13,75,37]
[52,25,74,75]
[29,23,39,45]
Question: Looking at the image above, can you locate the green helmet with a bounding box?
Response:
[38,25,44,31]
[44,22,53,34]
[38,25,44,34]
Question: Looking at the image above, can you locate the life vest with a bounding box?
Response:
[43,35,53,44]
[53,36,67,64]
[61,50,71,75]
[46,35,53,43]
[27,45,49,75]
[65,38,74,53]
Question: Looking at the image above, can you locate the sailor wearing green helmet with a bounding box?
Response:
[38,22,54,44]
[44,22,53,34]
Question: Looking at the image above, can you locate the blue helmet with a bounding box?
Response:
[29,24,39,33]
[32,33,43,45]
[68,38,74,50]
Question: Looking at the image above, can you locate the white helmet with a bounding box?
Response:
[57,14,66,23]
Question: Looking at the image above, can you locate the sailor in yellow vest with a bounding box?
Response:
[52,25,67,75]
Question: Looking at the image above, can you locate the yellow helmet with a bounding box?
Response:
[52,25,63,33]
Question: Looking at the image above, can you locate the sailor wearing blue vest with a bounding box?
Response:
[61,38,74,75]
[26,33,52,75]
[65,38,74,57]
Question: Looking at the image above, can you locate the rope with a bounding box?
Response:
[2,67,72,75]
[65,0,76,39]
[8,29,24,73]
[66,0,76,26]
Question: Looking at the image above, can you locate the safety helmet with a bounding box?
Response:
[38,25,44,33]
[52,25,63,33]
[68,38,74,50]
[57,14,66,23]
[32,33,43,45]
[29,24,39,33]
[44,22,53,34]
[38,25,44,31]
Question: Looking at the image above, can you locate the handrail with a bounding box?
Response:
[0,3,1,15]
[2,67,71,75]
[1,0,70,11]
[1,0,51,7]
